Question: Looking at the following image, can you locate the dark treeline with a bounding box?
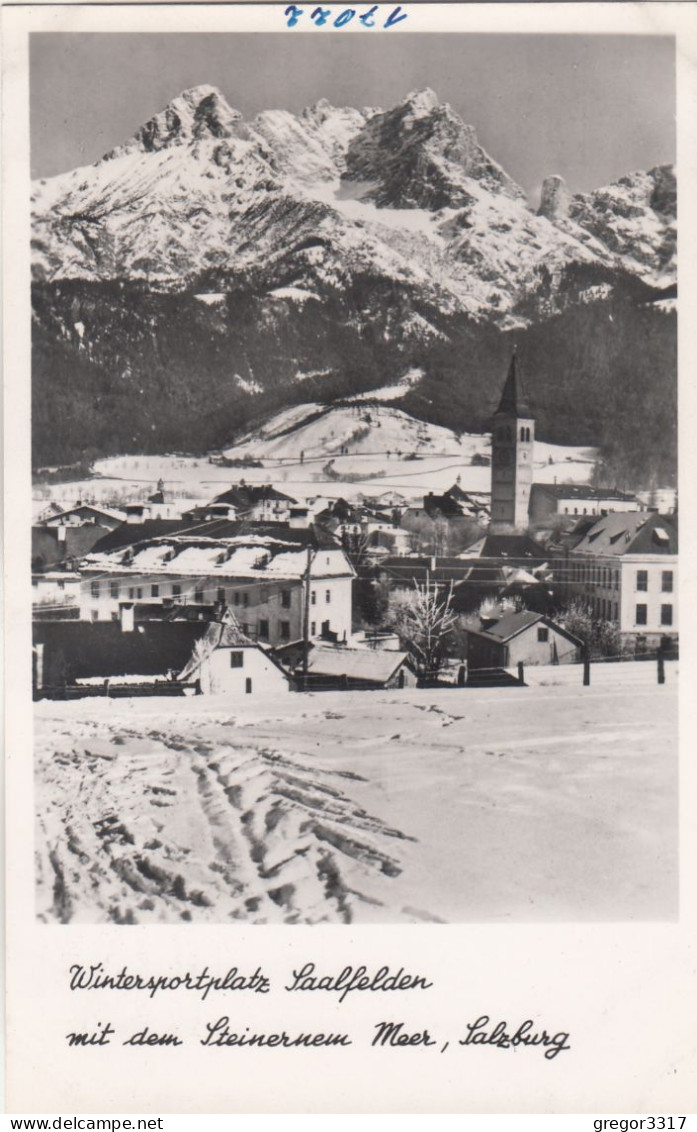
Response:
[32,279,675,491]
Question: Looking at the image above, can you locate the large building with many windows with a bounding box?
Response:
[562,511,678,648]
[77,528,355,647]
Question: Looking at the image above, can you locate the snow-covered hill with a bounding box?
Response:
[225,399,466,461]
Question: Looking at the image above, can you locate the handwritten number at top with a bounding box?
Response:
[284,5,408,29]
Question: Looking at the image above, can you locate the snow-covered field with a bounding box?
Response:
[35,662,677,925]
[35,403,596,509]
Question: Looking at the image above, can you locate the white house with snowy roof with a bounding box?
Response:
[78,532,355,646]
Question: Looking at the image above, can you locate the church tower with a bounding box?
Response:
[490,352,535,530]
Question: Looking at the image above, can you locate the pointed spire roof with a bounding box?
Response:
[495,352,532,417]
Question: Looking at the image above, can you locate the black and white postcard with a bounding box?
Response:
[4,1,697,1114]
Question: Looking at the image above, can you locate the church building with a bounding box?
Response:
[490,352,535,531]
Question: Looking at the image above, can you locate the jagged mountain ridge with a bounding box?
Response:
[31,86,677,484]
[32,85,675,320]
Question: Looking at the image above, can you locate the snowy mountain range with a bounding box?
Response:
[33,84,675,323]
[31,86,676,483]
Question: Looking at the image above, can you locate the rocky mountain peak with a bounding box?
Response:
[111,84,243,156]
[538,175,571,221]
[343,87,524,208]
[400,87,441,117]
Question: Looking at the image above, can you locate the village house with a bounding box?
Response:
[211,483,298,522]
[181,502,239,523]
[77,526,355,647]
[462,610,583,670]
[178,620,291,697]
[529,483,643,525]
[42,502,126,530]
[561,511,678,649]
[123,486,186,523]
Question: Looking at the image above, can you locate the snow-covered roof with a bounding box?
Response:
[45,503,125,523]
[305,645,410,682]
[570,512,678,557]
[82,536,354,579]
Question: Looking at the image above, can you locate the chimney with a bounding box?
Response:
[120,603,135,633]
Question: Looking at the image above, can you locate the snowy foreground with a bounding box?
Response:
[35,663,678,925]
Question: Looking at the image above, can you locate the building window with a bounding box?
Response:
[613,603,618,620]
[661,604,673,626]
[195,589,204,603]
[243,593,249,607]
[109,582,119,599]
[110,612,119,622]
[233,592,240,606]
[260,586,269,603]
[537,627,549,642]
[151,584,159,597]
[637,570,648,592]
[662,571,673,593]
[281,590,291,609]
[614,571,619,590]
[280,621,291,640]
[635,604,647,626]
[242,623,249,635]
[217,587,225,603]
[91,610,99,622]
[128,587,134,600]
[172,584,181,598]
[230,651,244,668]
[90,582,100,598]
[311,590,316,605]
[325,590,331,603]
[310,621,316,636]
[136,587,143,600]
[258,619,269,639]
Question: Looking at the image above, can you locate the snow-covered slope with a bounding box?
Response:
[227,401,466,461]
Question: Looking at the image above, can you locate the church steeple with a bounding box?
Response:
[495,350,531,417]
[490,352,536,530]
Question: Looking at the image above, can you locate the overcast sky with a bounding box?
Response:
[30,32,675,200]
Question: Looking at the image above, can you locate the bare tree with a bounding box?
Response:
[388,579,459,679]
